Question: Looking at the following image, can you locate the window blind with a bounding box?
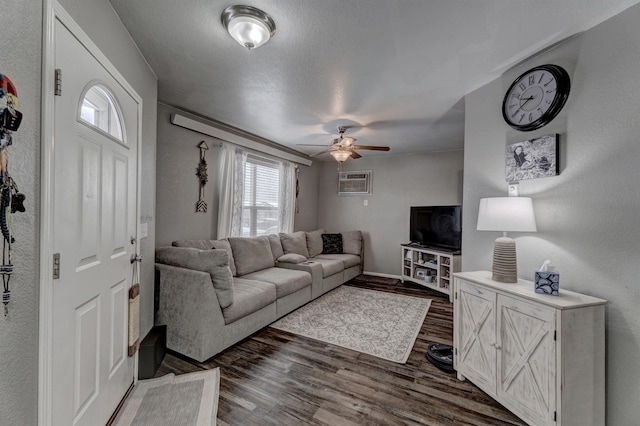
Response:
[240,155,281,236]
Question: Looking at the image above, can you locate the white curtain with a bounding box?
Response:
[230,149,248,236]
[279,161,296,233]
[217,144,238,238]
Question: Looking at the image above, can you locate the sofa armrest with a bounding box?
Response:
[276,260,324,299]
[155,263,226,362]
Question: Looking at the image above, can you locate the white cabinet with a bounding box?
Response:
[453,271,607,426]
[401,245,460,301]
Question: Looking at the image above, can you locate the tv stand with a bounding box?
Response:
[401,244,461,301]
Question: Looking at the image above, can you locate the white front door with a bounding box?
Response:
[51,17,139,426]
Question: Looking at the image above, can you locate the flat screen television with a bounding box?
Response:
[410,205,462,252]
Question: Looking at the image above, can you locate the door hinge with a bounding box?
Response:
[554,411,557,422]
[554,330,557,341]
[455,292,458,300]
[53,253,60,280]
[55,68,62,96]
[454,347,457,356]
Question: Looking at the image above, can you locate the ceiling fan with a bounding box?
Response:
[298,126,390,163]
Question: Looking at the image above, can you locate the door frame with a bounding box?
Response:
[38,2,143,425]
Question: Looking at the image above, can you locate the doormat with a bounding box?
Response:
[271,286,431,363]
[114,369,219,426]
[351,274,401,286]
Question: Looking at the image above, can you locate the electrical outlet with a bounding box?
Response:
[364,199,368,206]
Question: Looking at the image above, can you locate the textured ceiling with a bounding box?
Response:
[110,0,639,160]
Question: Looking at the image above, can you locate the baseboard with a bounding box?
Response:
[362,271,402,280]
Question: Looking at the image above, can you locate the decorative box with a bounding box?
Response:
[534,271,559,296]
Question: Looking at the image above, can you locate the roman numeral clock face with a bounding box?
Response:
[502,64,571,131]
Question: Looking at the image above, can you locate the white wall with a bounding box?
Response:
[156,104,320,246]
[0,1,43,424]
[318,151,464,275]
[58,0,158,336]
[462,5,640,424]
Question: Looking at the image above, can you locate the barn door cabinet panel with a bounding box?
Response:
[453,271,607,426]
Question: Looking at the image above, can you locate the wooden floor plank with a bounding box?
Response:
[157,278,526,425]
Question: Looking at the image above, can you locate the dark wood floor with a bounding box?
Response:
[157,278,525,426]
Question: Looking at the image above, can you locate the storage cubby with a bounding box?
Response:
[401,245,461,301]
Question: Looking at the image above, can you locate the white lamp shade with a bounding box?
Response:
[227,16,271,49]
[477,197,537,233]
[330,150,352,162]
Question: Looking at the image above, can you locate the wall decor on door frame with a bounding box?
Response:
[505,133,559,182]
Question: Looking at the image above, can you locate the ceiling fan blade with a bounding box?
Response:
[350,150,362,159]
[296,143,332,147]
[351,145,390,151]
[310,148,332,157]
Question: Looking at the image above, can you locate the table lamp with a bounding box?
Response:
[477,197,537,283]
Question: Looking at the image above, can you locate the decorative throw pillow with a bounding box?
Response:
[322,233,343,254]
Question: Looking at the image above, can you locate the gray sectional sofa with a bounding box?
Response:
[154,230,363,362]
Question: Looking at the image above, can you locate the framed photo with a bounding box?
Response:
[505,134,559,182]
[415,270,425,278]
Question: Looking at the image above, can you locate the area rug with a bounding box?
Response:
[270,286,431,363]
[114,369,219,426]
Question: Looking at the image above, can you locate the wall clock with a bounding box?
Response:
[502,64,570,132]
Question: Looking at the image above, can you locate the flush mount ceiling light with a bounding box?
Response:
[221,5,276,50]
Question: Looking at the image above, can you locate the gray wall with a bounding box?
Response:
[0,1,43,424]
[0,1,157,425]
[318,151,464,275]
[156,104,222,246]
[156,103,320,246]
[462,5,640,424]
[293,162,320,232]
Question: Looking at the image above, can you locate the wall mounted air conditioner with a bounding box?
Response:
[338,170,372,195]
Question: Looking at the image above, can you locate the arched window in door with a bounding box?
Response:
[78,83,126,143]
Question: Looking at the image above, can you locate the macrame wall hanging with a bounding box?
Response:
[0,74,26,316]
[195,141,209,213]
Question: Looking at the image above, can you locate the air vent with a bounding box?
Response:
[338,171,372,195]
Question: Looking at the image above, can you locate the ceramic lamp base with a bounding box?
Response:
[492,236,517,283]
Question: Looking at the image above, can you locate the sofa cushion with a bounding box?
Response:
[222,278,276,325]
[342,230,363,255]
[242,267,311,298]
[277,253,307,264]
[305,229,325,258]
[229,237,275,276]
[210,238,237,276]
[321,233,343,254]
[315,253,361,269]
[266,234,284,262]
[279,231,309,258]
[155,247,234,309]
[306,258,344,278]
[172,239,214,250]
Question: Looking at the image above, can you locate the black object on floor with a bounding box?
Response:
[426,343,454,373]
[138,325,167,379]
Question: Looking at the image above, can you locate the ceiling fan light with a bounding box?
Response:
[331,150,352,162]
[222,5,276,50]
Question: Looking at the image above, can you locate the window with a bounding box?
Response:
[240,156,280,236]
[79,84,125,142]
[226,150,295,238]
